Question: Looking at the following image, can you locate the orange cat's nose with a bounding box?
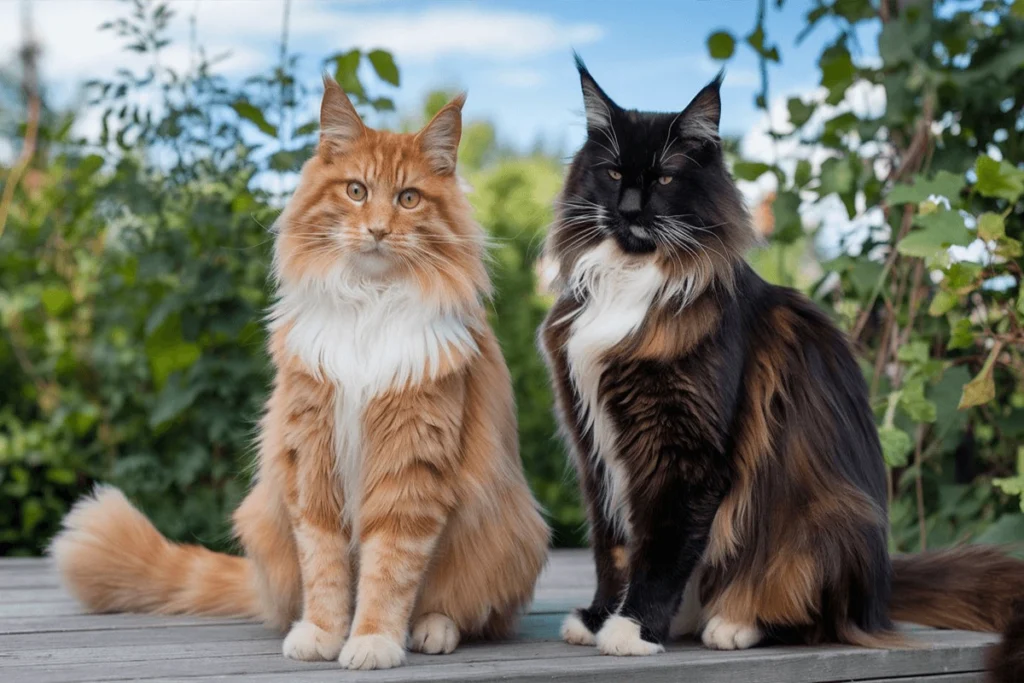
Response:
[367,226,390,242]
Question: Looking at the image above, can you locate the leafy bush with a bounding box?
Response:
[714,0,1024,550]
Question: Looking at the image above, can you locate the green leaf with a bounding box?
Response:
[897,210,972,259]
[41,285,74,316]
[794,159,812,188]
[150,375,203,429]
[878,426,912,467]
[977,212,1005,241]
[77,154,105,178]
[897,340,930,366]
[975,155,1024,202]
[878,19,915,64]
[977,513,1024,544]
[787,97,814,127]
[732,161,773,181]
[145,314,201,389]
[899,377,937,423]
[888,171,965,205]
[1014,0,1024,19]
[819,43,855,103]
[948,319,975,350]
[707,31,736,60]
[1017,286,1024,318]
[366,49,399,86]
[771,191,803,244]
[331,49,366,99]
[997,238,1023,259]
[929,290,957,317]
[230,100,277,137]
[819,157,854,197]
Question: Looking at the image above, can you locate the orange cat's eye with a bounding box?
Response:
[659,176,673,185]
[347,181,367,202]
[398,189,421,209]
[608,169,622,181]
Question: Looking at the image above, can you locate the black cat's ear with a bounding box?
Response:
[574,52,617,132]
[679,71,724,143]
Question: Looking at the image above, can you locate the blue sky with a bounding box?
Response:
[0,0,881,154]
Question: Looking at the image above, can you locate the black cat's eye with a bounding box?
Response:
[346,181,367,202]
[608,169,622,181]
[658,176,673,186]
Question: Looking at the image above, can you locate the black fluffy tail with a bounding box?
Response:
[989,600,1024,683]
[889,546,1024,681]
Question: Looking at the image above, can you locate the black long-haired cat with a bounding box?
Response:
[539,55,1024,663]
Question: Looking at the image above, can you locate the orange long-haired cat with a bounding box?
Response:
[50,77,550,671]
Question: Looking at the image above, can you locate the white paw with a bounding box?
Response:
[282,620,346,661]
[561,612,596,646]
[338,634,406,670]
[409,613,460,655]
[595,615,665,656]
[701,615,762,650]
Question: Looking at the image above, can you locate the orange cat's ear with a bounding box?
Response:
[319,75,365,159]
[416,93,466,176]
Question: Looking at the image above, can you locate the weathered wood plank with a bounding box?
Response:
[0,553,1000,683]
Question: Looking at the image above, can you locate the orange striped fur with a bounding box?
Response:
[50,77,549,671]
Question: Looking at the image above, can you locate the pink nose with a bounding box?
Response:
[368,226,390,242]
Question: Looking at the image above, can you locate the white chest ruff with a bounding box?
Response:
[563,242,689,538]
[270,279,478,525]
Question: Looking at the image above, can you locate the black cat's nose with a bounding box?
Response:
[618,188,642,219]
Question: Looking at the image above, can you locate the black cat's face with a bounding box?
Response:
[554,57,750,271]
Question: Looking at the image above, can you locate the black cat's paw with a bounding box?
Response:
[560,609,597,646]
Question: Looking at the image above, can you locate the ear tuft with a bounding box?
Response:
[319,74,365,157]
[574,53,617,132]
[417,93,466,175]
[679,74,723,143]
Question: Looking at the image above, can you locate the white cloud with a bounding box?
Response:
[494,68,545,88]
[330,6,603,61]
[0,1,604,88]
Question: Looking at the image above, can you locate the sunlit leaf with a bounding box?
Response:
[879,426,912,467]
[367,49,399,86]
[707,31,736,60]
[230,100,277,137]
[975,155,1024,202]
[977,212,1005,241]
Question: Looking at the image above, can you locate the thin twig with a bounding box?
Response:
[0,3,41,239]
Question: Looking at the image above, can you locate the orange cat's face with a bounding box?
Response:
[275,79,483,297]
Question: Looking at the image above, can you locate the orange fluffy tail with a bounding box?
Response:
[49,485,261,619]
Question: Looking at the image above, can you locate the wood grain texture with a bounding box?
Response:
[0,553,999,682]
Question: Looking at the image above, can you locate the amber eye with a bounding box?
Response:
[659,176,673,185]
[608,169,622,181]
[347,181,367,201]
[398,189,421,209]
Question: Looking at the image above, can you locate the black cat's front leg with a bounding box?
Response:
[562,460,629,645]
[595,478,722,656]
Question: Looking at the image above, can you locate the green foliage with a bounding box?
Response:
[715,0,1024,550]
[1,0,582,554]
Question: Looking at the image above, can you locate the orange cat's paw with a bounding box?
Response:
[338,634,406,670]
[282,620,346,661]
[409,613,460,654]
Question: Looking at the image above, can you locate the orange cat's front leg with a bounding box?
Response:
[339,376,464,670]
[280,374,352,662]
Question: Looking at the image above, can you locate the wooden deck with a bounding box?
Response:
[0,550,999,682]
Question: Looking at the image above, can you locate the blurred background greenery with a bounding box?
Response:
[2,0,1023,556]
